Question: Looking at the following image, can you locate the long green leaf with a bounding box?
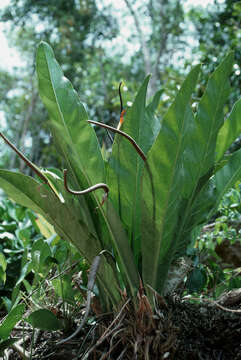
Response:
[107,76,151,264]
[106,202,140,296]
[142,65,201,293]
[172,52,234,259]
[181,52,234,198]
[216,97,241,161]
[36,41,105,199]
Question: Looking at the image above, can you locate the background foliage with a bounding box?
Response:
[0,197,88,311]
[1,0,239,172]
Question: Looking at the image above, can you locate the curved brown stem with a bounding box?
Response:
[87,120,146,162]
[119,81,124,114]
[63,169,109,200]
[0,131,48,184]
[57,255,101,345]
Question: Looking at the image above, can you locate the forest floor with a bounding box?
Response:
[7,289,241,360]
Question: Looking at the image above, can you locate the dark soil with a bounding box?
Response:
[7,293,241,360]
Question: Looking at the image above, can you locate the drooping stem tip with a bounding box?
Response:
[87,120,146,162]
[63,169,109,204]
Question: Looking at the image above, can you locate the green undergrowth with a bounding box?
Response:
[184,181,241,299]
[0,197,90,356]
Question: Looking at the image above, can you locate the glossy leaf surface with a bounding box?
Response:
[141,65,201,293]
[107,76,154,264]
[36,41,105,200]
[172,53,234,260]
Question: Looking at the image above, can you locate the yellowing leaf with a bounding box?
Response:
[35,214,56,239]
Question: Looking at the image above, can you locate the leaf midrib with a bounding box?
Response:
[44,47,92,188]
[152,107,188,288]
[131,92,147,249]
